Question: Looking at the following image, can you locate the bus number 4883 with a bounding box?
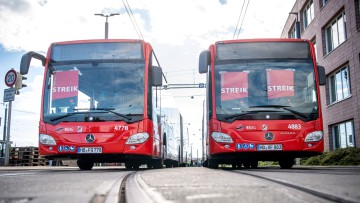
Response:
[288,124,301,130]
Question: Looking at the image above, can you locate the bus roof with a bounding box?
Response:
[214,38,310,45]
[214,39,312,61]
[50,39,145,46]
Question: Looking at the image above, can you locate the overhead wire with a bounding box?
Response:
[165,69,196,77]
[166,72,196,78]
[233,0,245,39]
[121,0,143,40]
[236,0,251,39]
[121,0,167,83]
[166,68,196,73]
[125,0,144,40]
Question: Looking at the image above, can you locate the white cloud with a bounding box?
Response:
[14,73,43,113]
[0,0,295,52]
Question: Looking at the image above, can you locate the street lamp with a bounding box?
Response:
[289,12,300,39]
[94,13,119,39]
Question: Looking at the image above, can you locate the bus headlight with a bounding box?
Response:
[211,132,233,143]
[305,131,323,142]
[39,134,57,145]
[126,133,149,144]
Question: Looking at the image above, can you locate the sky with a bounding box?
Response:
[0,0,295,158]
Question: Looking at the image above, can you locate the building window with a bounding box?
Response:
[332,120,355,149]
[329,65,351,104]
[289,23,296,38]
[320,0,330,8]
[325,12,347,54]
[355,0,360,30]
[302,0,314,29]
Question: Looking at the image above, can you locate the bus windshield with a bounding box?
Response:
[42,42,145,124]
[43,61,145,124]
[215,59,319,122]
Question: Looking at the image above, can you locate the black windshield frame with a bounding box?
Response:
[214,58,319,122]
[51,42,143,61]
[43,59,146,124]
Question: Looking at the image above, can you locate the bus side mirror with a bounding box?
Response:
[317,65,326,86]
[152,66,163,86]
[20,51,46,75]
[199,50,210,74]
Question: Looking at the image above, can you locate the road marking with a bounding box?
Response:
[0,173,35,177]
[186,193,225,200]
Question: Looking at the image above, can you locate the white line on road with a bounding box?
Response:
[185,193,226,200]
[0,173,35,177]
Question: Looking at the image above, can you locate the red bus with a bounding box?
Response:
[20,39,181,170]
[199,39,326,169]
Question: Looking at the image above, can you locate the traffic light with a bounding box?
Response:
[14,71,27,90]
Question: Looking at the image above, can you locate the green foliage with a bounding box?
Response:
[301,148,360,166]
[258,161,278,166]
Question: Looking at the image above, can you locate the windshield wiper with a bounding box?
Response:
[50,112,86,122]
[49,108,133,123]
[223,109,278,121]
[282,107,309,119]
[224,111,254,120]
[249,105,309,119]
[249,105,290,108]
[74,108,132,121]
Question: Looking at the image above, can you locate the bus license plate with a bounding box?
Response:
[77,147,102,154]
[257,144,282,151]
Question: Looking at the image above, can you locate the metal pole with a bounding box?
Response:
[2,105,7,140]
[190,144,192,165]
[178,145,180,164]
[1,105,7,158]
[295,21,300,39]
[4,101,12,166]
[105,17,109,39]
[180,115,183,165]
[289,12,301,39]
[202,100,204,162]
[197,149,198,166]
[187,128,189,148]
[95,13,119,39]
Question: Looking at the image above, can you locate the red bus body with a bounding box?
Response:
[20,39,181,170]
[199,39,326,169]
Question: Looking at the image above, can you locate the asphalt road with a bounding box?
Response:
[0,166,132,203]
[0,166,359,203]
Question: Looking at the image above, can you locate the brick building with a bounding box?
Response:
[281,0,360,151]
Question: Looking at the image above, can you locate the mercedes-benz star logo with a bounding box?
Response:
[86,134,95,143]
[264,132,274,141]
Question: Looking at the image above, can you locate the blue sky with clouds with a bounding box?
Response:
[0,0,295,153]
